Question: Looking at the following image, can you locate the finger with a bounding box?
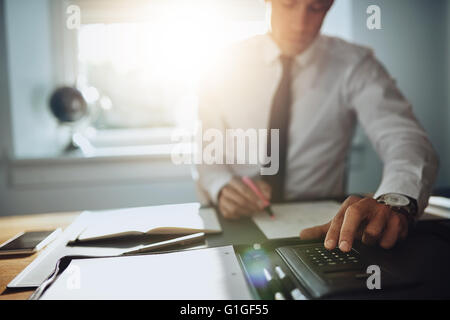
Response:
[339,198,374,252]
[221,195,254,217]
[300,222,330,240]
[398,214,409,240]
[219,198,241,220]
[221,186,256,214]
[254,180,272,200]
[324,195,362,250]
[379,213,402,249]
[362,204,390,246]
[229,178,264,210]
[228,179,261,212]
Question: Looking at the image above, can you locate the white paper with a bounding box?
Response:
[428,196,450,210]
[252,201,341,239]
[424,205,450,219]
[40,246,252,300]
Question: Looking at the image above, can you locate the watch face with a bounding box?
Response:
[382,194,410,207]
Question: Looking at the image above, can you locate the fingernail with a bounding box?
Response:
[325,240,335,249]
[339,241,350,252]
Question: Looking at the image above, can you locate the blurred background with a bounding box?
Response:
[0,0,448,216]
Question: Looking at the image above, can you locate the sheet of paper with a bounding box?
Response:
[40,246,252,300]
[252,201,341,239]
[423,205,450,219]
[77,203,221,241]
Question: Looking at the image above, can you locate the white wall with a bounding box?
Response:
[0,0,13,159]
[4,0,61,158]
[0,160,198,216]
[322,0,352,41]
[347,0,449,193]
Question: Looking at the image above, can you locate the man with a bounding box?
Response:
[196,0,439,252]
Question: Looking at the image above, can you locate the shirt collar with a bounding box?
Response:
[262,33,321,67]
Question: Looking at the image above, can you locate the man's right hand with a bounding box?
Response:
[218,177,272,219]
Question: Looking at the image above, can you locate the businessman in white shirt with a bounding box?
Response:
[196,0,439,251]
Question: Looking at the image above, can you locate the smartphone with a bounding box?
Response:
[0,229,61,255]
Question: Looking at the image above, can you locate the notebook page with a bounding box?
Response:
[40,246,252,300]
[252,201,341,239]
[78,203,221,241]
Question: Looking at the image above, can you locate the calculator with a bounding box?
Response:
[276,242,411,298]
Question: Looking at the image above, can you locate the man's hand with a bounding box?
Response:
[218,177,271,219]
[300,195,409,251]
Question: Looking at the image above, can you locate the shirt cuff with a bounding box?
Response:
[200,171,234,205]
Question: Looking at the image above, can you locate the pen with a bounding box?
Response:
[242,176,274,218]
[121,232,205,255]
[274,266,307,300]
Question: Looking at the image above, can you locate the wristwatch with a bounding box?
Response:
[376,193,418,227]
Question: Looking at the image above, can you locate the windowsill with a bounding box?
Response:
[10,126,193,163]
[7,140,194,189]
[10,143,181,165]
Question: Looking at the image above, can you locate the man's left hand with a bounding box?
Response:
[300,195,409,252]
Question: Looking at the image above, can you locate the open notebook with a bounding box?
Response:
[72,203,221,242]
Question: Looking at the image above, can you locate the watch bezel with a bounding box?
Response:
[378,193,410,207]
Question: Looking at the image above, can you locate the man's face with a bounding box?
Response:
[270,0,333,56]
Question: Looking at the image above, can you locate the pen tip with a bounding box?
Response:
[266,207,275,218]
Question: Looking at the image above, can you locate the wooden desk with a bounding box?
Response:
[0,212,80,300]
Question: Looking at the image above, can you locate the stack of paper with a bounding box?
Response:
[425,196,450,219]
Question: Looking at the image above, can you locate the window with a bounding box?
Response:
[74,0,267,132]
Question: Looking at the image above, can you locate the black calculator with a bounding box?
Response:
[276,242,411,298]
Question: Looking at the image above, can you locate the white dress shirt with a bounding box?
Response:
[196,33,439,215]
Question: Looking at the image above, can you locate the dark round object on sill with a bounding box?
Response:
[49,86,88,123]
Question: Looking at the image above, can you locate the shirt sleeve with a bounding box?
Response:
[194,68,234,204]
[344,51,439,216]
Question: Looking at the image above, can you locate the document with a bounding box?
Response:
[252,201,341,239]
[40,246,253,300]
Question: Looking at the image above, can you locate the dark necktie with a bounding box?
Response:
[264,55,293,202]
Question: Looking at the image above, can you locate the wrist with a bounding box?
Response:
[376,193,418,228]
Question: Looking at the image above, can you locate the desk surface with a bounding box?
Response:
[0,210,268,300]
[1,210,449,300]
[0,212,79,300]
